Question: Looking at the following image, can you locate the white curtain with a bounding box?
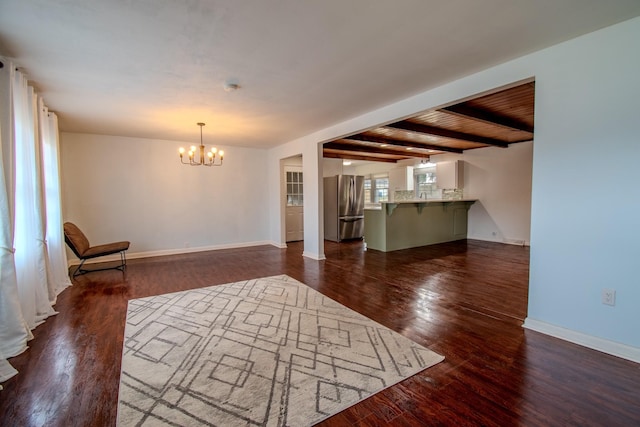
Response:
[40,99,72,299]
[0,60,71,384]
[0,62,28,384]
[13,71,56,329]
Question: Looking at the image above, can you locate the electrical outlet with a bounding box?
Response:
[602,288,616,306]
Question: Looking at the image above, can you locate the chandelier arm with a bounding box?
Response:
[178,122,225,167]
[202,161,222,167]
[180,156,223,166]
[188,160,222,166]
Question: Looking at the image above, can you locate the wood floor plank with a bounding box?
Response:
[1,239,638,426]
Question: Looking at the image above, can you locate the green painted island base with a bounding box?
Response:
[363,200,476,252]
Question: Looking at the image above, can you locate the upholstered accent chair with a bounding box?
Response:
[63,222,130,277]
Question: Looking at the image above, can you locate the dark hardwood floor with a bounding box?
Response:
[1,240,639,426]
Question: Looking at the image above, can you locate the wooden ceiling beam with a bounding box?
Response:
[323,150,399,163]
[344,133,462,154]
[324,141,431,158]
[385,121,510,148]
[440,104,534,133]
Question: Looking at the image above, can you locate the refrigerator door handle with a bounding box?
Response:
[352,177,356,211]
[349,176,354,214]
[341,216,364,222]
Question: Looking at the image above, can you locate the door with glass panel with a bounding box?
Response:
[285,168,304,242]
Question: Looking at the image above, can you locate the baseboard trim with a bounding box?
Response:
[269,241,288,249]
[68,240,278,267]
[467,236,530,246]
[302,251,326,261]
[523,318,640,364]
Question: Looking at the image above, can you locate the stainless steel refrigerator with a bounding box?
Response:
[324,175,365,242]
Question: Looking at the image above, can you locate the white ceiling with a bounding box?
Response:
[1,1,639,148]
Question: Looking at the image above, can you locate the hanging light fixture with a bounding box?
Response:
[178,122,224,166]
[417,156,436,168]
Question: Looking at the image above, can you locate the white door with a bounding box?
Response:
[286,206,304,242]
[285,167,304,242]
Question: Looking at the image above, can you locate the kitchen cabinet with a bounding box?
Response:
[436,160,463,189]
[388,166,414,192]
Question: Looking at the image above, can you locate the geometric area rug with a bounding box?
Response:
[117,275,444,426]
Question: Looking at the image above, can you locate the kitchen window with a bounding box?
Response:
[364,179,372,203]
[374,177,389,202]
[362,174,389,203]
[414,166,439,199]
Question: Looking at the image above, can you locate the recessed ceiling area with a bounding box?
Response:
[323,82,535,163]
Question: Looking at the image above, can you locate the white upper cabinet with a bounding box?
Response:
[436,160,463,189]
[388,166,414,192]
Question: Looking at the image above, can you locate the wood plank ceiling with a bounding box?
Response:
[323,82,535,163]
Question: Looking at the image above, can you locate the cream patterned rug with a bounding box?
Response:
[117,275,443,426]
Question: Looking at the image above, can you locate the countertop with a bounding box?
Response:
[384,199,477,204]
[365,199,477,210]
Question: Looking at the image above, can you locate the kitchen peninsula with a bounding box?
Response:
[364,199,476,252]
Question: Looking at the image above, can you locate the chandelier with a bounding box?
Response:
[179,122,224,166]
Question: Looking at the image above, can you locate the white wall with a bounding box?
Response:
[434,141,533,245]
[526,18,640,352]
[322,158,361,177]
[353,162,393,177]
[60,133,270,258]
[267,137,326,259]
[266,17,640,358]
[283,155,302,168]
[322,158,344,177]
